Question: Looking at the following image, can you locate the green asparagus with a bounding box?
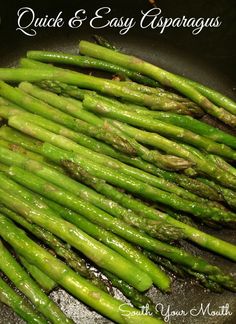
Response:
[0,161,235,289]
[18,255,57,293]
[0,182,153,292]
[0,214,163,324]
[82,93,236,160]
[26,50,161,87]
[0,240,73,323]
[0,276,47,324]
[79,41,236,127]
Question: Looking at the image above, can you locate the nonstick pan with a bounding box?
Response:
[0,0,236,323]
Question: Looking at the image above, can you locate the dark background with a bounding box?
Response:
[0,1,236,323]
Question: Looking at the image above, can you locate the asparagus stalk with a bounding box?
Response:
[0,81,191,171]
[207,154,236,178]
[0,67,201,115]
[102,270,162,318]
[0,169,172,291]
[177,74,236,116]
[38,78,202,118]
[38,79,90,100]
[1,112,204,204]
[197,178,236,210]
[19,81,192,170]
[0,124,222,202]
[0,215,163,324]
[0,206,91,280]
[0,240,73,323]
[93,34,119,51]
[0,207,109,293]
[4,121,233,224]
[0,276,47,324]
[0,161,234,287]
[143,251,223,293]
[0,105,200,204]
[79,41,236,127]
[0,184,153,293]
[82,93,236,160]
[0,139,235,262]
[0,135,63,173]
[0,128,183,242]
[2,161,236,291]
[103,102,236,149]
[0,168,168,291]
[26,50,160,87]
[107,120,236,189]
[18,255,57,293]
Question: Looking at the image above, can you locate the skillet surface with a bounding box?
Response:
[0,1,236,323]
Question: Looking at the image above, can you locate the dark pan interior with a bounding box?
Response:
[0,1,236,323]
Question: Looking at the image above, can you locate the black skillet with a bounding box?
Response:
[0,0,236,323]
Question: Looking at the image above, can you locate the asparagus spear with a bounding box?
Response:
[82,93,236,160]
[0,185,153,293]
[0,276,47,324]
[207,154,236,178]
[93,34,119,51]
[0,67,201,115]
[99,100,236,149]
[4,121,234,224]
[19,81,192,170]
[4,145,173,241]
[38,79,90,100]
[107,120,236,189]
[102,270,162,318]
[0,81,191,171]
[0,124,222,202]
[0,111,204,204]
[197,178,236,210]
[143,251,223,293]
[177,74,236,116]
[37,76,200,117]
[0,162,234,288]
[0,139,235,262]
[0,215,163,324]
[0,128,183,242]
[0,168,168,292]
[0,240,73,323]
[0,136,63,173]
[18,255,57,293]
[0,205,110,293]
[26,50,161,87]
[79,41,236,127]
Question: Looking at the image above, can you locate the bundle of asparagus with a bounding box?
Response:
[0,38,236,324]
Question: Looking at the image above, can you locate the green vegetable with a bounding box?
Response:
[0,169,167,291]
[97,100,236,149]
[107,120,236,189]
[18,255,57,293]
[0,181,153,292]
[0,276,47,324]
[26,50,160,87]
[79,40,236,127]
[0,66,201,115]
[0,214,163,324]
[82,93,236,160]
[5,120,234,223]
[0,136,235,262]
[0,240,73,323]
[0,157,234,288]
[178,74,236,116]
[0,124,222,202]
